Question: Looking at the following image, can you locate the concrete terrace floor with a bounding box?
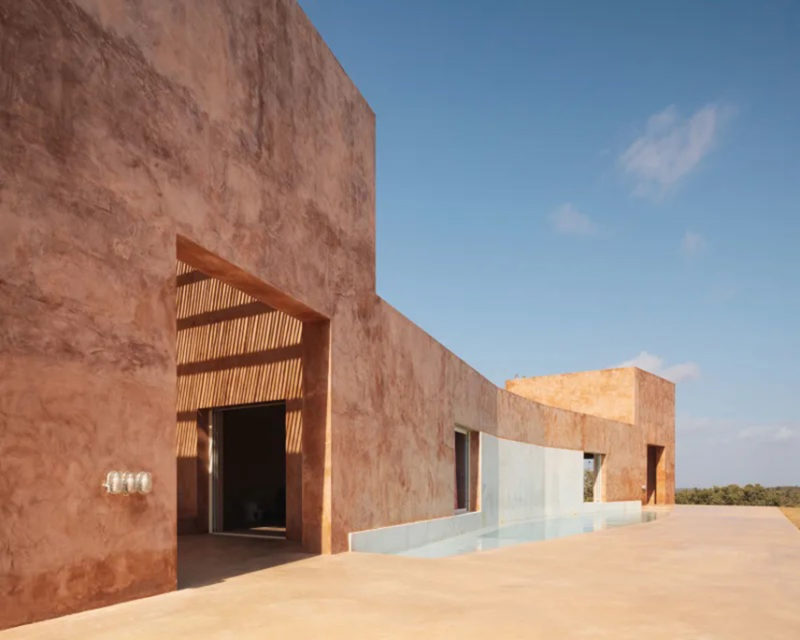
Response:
[4,506,800,639]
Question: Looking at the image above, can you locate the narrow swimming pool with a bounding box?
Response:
[393,510,660,558]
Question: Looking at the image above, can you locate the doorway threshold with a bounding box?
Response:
[211,530,286,541]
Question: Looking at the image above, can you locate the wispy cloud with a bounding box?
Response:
[677,416,723,435]
[679,417,798,445]
[620,104,728,198]
[681,230,706,256]
[678,417,799,486]
[618,350,700,383]
[737,425,797,443]
[549,203,596,235]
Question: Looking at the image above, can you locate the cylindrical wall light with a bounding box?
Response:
[121,472,136,495]
[103,471,153,495]
[103,471,123,494]
[135,471,153,494]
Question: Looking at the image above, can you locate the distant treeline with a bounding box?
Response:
[676,485,800,507]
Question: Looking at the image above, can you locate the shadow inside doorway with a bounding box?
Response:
[178,534,311,589]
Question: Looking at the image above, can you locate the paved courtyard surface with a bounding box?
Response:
[4,506,799,639]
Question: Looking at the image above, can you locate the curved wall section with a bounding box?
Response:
[349,433,633,554]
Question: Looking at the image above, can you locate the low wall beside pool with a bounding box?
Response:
[350,433,642,554]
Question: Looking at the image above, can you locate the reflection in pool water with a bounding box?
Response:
[396,510,660,558]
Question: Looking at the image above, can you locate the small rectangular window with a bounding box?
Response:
[454,428,469,511]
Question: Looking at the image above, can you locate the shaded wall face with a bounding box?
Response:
[1,0,372,628]
[175,261,303,539]
[0,1,181,621]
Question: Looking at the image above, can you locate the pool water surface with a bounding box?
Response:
[395,510,660,558]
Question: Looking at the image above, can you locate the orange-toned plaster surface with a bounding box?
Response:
[0,0,674,629]
[506,368,638,424]
[1,0,371,627]
[506,369,675,505]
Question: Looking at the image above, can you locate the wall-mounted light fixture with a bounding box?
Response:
[103,471,153,495]
[103,471,123,494]
[135,471,153,494]
[122,472,136,494]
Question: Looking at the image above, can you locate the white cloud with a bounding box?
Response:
[675,415,800,487]
[660,361,701,382]
[679,418,799,445]
[737,425,798,443]
[618,350,700,383]
[677,416,721,435]
[549,203,596,235]
[677,417,799,486]
[620,104,726,197]
[681,230,706,256]
[620,351,662,371]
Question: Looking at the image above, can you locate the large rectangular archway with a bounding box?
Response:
[176,237,332,567]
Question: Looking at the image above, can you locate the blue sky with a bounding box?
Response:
[298,0,800,487]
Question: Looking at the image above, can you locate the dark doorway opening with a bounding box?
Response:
[454,428,469,512]
[212,402,287,537]
[646,444,664,505]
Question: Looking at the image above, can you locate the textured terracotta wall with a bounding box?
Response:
[327,301,675,551]
[175,260,303,539]
[635,370,675,504]
[0,0,674,628]
[330,298,456,548]
[505,368,637,425]
[498,384,646,504]
[503,369,676,506]
[0,0,180,621]
[0,0,372,628]
[329,297,530,550]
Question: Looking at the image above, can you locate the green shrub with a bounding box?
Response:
[675,485,800,507]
